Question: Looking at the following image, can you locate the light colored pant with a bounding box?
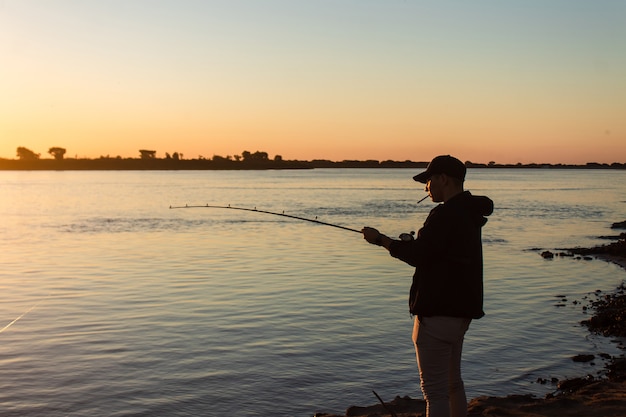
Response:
[412,316,472,417]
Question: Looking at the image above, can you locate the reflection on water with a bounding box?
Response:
[1,169,625,416]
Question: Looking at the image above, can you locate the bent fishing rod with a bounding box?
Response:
[169,204,362,233]
[169,195,429,236]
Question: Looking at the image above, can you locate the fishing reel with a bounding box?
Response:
[399,231,415,241]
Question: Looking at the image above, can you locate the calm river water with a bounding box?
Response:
[1,168,625,416]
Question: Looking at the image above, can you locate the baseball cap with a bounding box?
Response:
[413,155,466,183]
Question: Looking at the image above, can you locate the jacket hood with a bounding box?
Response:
[450,191,493,226]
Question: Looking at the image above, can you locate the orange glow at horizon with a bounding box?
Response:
[1,1,624,165]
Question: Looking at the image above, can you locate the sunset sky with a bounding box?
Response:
[1,0,625,164]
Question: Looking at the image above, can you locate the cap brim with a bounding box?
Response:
[413,171,430,183]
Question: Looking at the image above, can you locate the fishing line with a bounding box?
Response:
[169,204,362,233]
[0,297,47,334]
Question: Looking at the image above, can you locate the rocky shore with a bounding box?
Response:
[314,221,626,417]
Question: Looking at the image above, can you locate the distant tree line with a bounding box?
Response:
[4,146,307,170]
[13,147,281,163]
[2,146,625,170]
[16,146,67,160]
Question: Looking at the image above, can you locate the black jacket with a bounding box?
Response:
[389,191,493,319]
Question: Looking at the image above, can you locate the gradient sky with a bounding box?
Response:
[1,0,625,164]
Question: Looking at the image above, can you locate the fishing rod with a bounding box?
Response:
[170,195,429,237]
[169,204,362,233]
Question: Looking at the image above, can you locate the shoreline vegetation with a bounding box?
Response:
[2,148,626,170]
[315,221,626,417]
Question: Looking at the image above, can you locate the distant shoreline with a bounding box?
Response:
[1,158,625,171]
